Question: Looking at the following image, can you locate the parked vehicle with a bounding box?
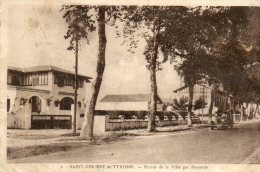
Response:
[210,112,234,130]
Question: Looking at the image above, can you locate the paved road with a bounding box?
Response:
[12,121,260,163]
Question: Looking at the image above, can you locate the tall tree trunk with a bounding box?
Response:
[72,39,79,134]
[226,91,229,111]
[147,28,159,132]
[246,102,249,118]
[240,102,244,122]
[255,104,259,118]
[80,7,106,140]
[208,89,215,124]
[187,84,194,127]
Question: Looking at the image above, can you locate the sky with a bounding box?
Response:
[7,2,182,101]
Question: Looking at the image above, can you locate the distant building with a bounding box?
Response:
[7,65,92,129]
[96,94,163,111]
[173,84,211,104]
[173,84,230,114]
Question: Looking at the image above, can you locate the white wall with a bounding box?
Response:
[174,84,213,114]
[96,102,149,111]
[7,71,89,129]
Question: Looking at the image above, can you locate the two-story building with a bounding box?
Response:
[173,84,230,115]
[7,65,91,129]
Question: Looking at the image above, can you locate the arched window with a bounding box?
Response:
[60,97,74,110]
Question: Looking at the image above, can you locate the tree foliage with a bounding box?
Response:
[172,96,189,111]
[61,6,96,50]
[171,7,260,108]
[61,5,127,139]
[193,97,208,110]
[119,6,198,130]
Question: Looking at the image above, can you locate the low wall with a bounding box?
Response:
[94,115,187,132]
[7,112,24,129]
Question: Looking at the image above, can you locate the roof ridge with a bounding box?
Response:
[105,93,150,96]
[8,65,92,80]
[100,94,163,104]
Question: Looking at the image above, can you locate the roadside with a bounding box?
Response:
[242,147,260,164]
[9,120,257,161]
[9,120,260,163]
[7,124,208,160]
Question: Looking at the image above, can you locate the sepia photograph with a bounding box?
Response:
[1,0,260,171]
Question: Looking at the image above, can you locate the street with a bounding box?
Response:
[11,121,260,164]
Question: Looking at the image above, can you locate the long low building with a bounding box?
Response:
[7,65,91,129]
[96,94,163,111]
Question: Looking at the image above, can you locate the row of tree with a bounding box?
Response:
[60,6,260,140]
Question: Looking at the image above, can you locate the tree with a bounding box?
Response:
[171,7,260,124]
[172,96,189,120]
[174,54,209,126]
[120,6,192,131]
[192,7,260,121]
[167,7,256,125]
[121,7,232,128]
[172,96,189,111]
[79,7,107,139]
[210,7,260,113]
[61,6,95,134]
[207,83,219,123]
[194,96,208,111]
[166,7,230,126]
[62,6,121,139]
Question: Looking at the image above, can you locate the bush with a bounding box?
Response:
[95,110,148,119]
[193,97,207,110]
[95,110,181,120]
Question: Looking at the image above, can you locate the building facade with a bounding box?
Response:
[173,84,230,115]
[7,65,91,129]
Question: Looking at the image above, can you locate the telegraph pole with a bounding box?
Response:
[73,38,79,134]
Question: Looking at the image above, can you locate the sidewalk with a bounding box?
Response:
[8,124,209,148]
[7,124,209,160]
[242,147,260,164]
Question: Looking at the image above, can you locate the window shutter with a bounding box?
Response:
[32,76,39,86]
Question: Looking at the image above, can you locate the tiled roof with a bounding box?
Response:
[173,84,211,93]
[100,94,163,103]
[173,86,188,93]
[8,65,92,80]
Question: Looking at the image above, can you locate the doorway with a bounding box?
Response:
[29,96,42,114]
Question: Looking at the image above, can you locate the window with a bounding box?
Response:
[7,73,12,84]
[41,73,48,85]
[7,71,22,85]
[60,97,74,110]
[54,72,83,88]
[79,79,83,88]
[39,73,42,85]
[22,73,48,86]
[32,75,39,86]
[7,99,10,112]
[54,72,58,83]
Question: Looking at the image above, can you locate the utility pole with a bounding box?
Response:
[73,38,79,134]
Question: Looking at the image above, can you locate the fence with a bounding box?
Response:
[93,115,187,132]
[31,115,71,129]
[7,113,24,129]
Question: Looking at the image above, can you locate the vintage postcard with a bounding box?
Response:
[1,0,260,172]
